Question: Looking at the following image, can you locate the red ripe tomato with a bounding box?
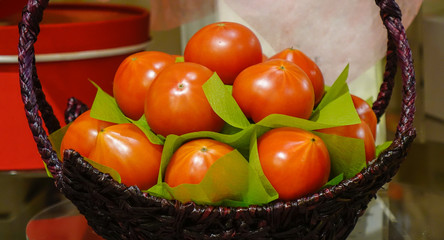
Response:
[113,51,176,120]
[184,22,262,84]
[351,94,377,139]
[316,121,375,164]
[61,111,163,190]
[262,54,268,62]
[60,110,114,158]
[269,48,325,105]
[232,59,315,122]
[164,139,234,187]
[257,127,330,201]
[88,123,163,190]
[144,62,225,136]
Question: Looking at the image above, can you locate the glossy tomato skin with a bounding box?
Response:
[316,121,375,164]
[269,48,325,105]
[144,62,225,137]
[184,22,262,84]
[164,139,234,187]
[232,59,315,122]
[351,95,377,139]
[258,127,330,201]
[88,123,163,190]
[113,51,176,120]
[60,110,114,158]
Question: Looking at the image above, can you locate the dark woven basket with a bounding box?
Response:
[18,0,416,239]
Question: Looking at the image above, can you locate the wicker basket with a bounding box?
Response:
[18,0,416,239]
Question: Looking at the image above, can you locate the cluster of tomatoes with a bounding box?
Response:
[60,22,378,201]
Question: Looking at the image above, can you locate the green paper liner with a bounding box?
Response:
[147,127,278,207]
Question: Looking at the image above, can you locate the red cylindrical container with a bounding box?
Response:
[0,3,150,170]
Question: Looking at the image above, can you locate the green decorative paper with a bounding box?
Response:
[48,123,71,160]
[376,140,393,157]
[323,173,345,188]
[128,115,164,145]
[175,56,184,63]
[310,64,361,127]
[90,81,129,124]
[314,64,350,111]
[202,73,251,129]
[90,81,164,145]
[313,131,367,179]
[247,129,280,198]
[83,157,122,184]
[147,127,278,207]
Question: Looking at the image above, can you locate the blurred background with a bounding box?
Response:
[1,0,443,239]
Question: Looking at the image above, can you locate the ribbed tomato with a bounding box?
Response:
[60,110,114,158]
[316,121,375,164]
[269,47,325,105]
[164,139,234,187]
[88,123,163,190]
[184,22,262,84]
[61,111,163,190]
[144,62,225,137]
[232,59,315,122]
[257,127,330,201]
[351,94,377,139]
[113,51,176,120]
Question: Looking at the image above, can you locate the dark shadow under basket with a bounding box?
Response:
[18,0,416,239]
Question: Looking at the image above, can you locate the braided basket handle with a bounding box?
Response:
[373,0,416,144]
[18,0,415,185]
[19,0,63,183]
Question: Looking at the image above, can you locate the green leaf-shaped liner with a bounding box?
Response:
[376,140,393,157]
[311,64,361,127]
[175,56,184,63]
[313,131,367,179]
[90,81,128,124]
[147,126,278,207]
[90,81,164,145]
[248,127,280,198]
[48,123,70,160]
[323,173,345,188]
[128,115,164,145]
[202,73,251,129]
[83,157,122,183]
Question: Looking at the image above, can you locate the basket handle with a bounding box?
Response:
[373,0,416,143]
[18,0,63,182]
[18,0,415,181]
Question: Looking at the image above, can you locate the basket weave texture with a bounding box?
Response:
[18,0,416,239]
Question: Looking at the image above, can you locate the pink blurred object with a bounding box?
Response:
[150,0,423,85]
[150,0,215,30]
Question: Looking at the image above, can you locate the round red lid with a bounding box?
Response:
[0,3,150,55]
